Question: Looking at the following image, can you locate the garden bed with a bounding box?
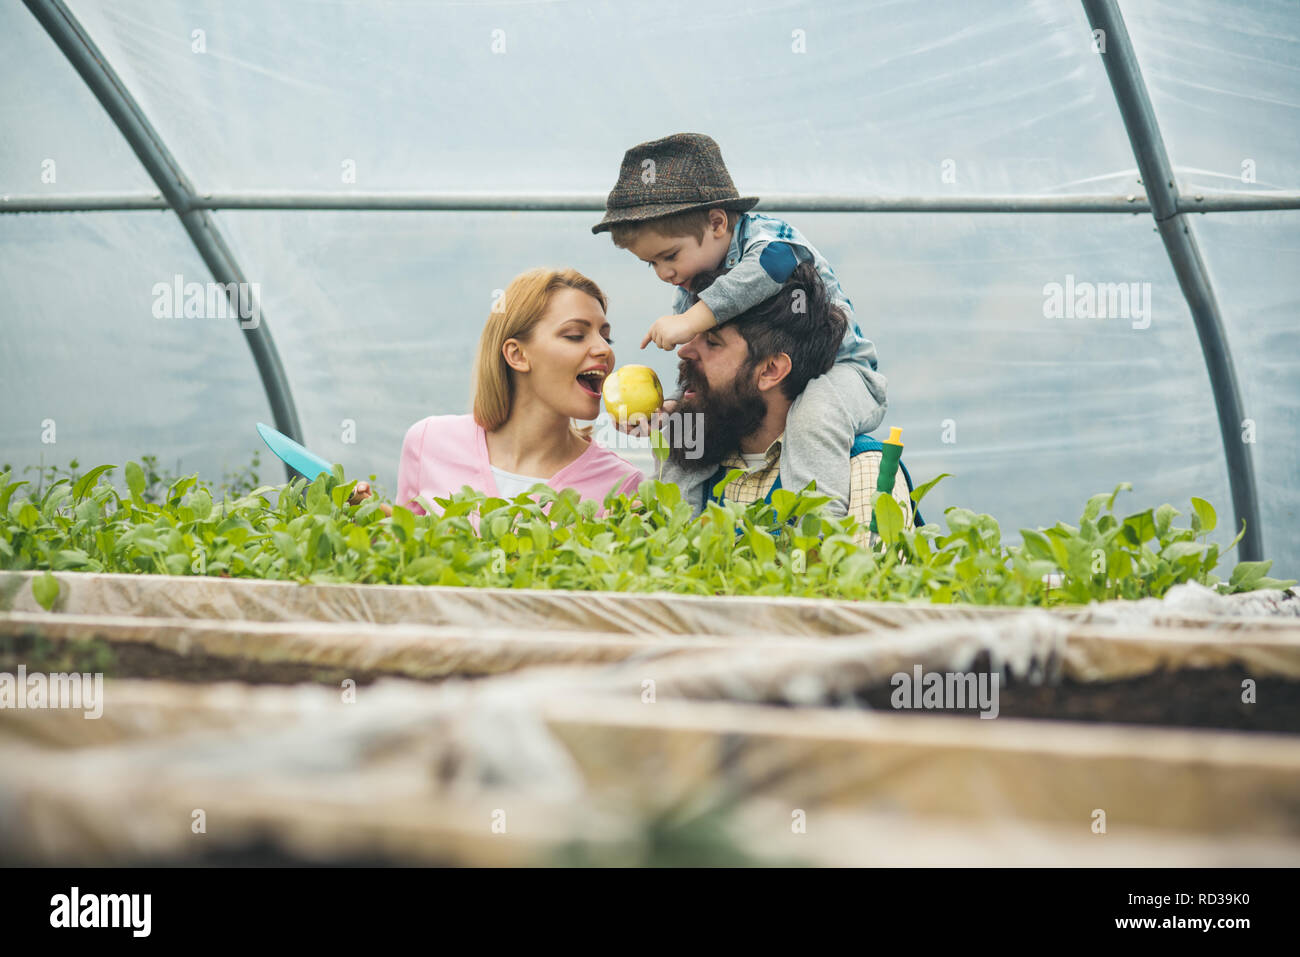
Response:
[0,631,407,688]
[852,661,1300,734]
[4,571,1295,645]
[0,570,1025,636]
[0,609,823,684]
[5,678,1300,866]
[538,695,1300,841]
[3,570,1299,866]
[543,615,1300,735]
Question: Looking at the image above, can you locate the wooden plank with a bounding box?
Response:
[542,697,1300,839]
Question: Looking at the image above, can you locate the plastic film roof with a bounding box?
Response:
[1,0,1296,576]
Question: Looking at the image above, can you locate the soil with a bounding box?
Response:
[0,632,448,688]
[848,662,1300,735]
[7,633,1298,733]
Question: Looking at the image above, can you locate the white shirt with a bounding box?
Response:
[740,452,769,472]
[490,464,549,499]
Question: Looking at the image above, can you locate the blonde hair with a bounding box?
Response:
[471,267,608,436]
[610,207,739,249]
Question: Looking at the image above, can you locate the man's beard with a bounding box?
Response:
[666,359,768,471]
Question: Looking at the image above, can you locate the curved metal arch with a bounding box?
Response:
[17,0,1269,553]
[1082,0,1262,562]
[23,0,304,481]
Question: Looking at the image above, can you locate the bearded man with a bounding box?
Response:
[654,262,916,541]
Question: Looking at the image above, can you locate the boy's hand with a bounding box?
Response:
[640,301,717,351]
[641,314,697,351]
[348,481,393,516]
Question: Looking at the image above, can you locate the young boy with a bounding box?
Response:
[592,132,887,518]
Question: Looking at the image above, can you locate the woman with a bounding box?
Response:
[354,267,643,515]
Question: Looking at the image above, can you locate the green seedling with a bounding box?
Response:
[0,465,1292,606]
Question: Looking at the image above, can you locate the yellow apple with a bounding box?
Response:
[602,364,664,424]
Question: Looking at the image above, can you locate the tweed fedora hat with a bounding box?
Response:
[591,133,759,234]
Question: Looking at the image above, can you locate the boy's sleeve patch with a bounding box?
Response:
[758,242,798,282]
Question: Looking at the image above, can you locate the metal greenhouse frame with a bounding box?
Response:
[8,0,1300,561]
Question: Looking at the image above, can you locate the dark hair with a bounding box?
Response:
[692,261,846,400]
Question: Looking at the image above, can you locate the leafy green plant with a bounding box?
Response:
[32,570,59,610]
[3,452,264,505]
[0,463,1292,606]
[0,454,84,500]
[1014,484,1294,601]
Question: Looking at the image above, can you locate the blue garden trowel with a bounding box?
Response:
[256,422,333,480]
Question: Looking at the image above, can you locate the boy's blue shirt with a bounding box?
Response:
[671,211,880,376]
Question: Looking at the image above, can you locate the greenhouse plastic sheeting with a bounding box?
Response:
[5,586,1298,689]
[0,212,275,482]
[4,574,1299,865]
[4,677,1299,866]
[0,571,1032,636]
[541,695,1300,839]
[2,0,1297,576]
[541,612,1300,708]
[0,680,627,866]
[0,611,827,680]
[3,570,1295,636]
[1122,0,1300,195]
[53,0,1138,196]
[0,3,152,191]
[1191,212,1300,572]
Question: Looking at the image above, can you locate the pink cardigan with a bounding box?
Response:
[396,414,644,515]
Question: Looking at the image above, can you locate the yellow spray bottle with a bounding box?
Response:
[868,427,905,535]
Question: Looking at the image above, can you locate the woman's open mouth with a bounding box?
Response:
[576,369,607,397]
